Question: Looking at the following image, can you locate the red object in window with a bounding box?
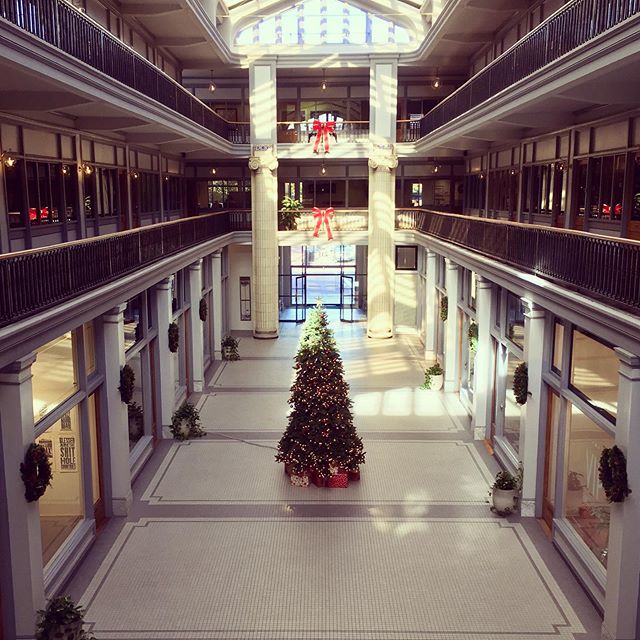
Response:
[29,208,37,221]
[602,203,611,217]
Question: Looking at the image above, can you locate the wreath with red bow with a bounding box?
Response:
[20,443,53,503]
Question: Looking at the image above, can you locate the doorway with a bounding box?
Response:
[279,245,367,322]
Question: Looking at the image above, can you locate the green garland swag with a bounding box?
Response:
[20,443,53,502]
[199,298,208,322]
[119,364,135,404]
[513,362,528,405]
[440,296,448,322]
[168,322,180,353]
[468,322,478,352]
[599,445,631,503]
[170,402,205,441]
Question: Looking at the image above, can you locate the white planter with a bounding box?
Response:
[565,488,583,515]
[492,488,516,514]
[429,374,444,391]
[222,346,234,360]
[48,621,83,640]
[178,420,190,439]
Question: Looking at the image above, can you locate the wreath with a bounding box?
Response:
[170,402,205,441]
[599,445,631,503]
[513,362,528,405]
[20,443,53,502]
[199,298,208,322]
[440,296,448,322]
[468,322,478,352]
[119,364,135,404]
[168,322,180,353]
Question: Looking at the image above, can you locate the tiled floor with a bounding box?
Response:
[67,320,603,640]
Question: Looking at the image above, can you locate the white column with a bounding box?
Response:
[424,249,437,359]
[443,259,460,392]
[100,305,132,515]
[0,354,46,639]
[153,278,175,433]
[520,300,546,517]
[473,276,494,440]
[211,252,223,360]
[602,349,640,640]
[187,260,204,392]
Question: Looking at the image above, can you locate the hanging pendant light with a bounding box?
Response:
[208,69,217,93]
[432,69,440,89]
[321,69,327,91]
[320,162,326,176]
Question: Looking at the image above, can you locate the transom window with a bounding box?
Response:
[235,0,412,46]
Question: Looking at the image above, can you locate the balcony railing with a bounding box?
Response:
[420,0,640,138]
[277,122,369,145]
[396,120,422,143]
[0,211,249,328]
[279,209,368,232]
[397,208,640,313]
[0,0,247,143]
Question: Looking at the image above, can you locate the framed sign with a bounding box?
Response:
[58,435,77,472]
[240,277,251,321]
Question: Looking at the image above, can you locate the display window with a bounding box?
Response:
[503,352,524,454]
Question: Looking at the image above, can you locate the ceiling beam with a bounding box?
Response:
[126,132,187,143]
[0,92,91,110]
[75,117,144,130]
[120,3,182,16]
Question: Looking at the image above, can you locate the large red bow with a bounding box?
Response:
[312,120,335,154]
[312,207,334,240]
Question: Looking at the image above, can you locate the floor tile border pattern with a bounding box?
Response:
[79,517,585,640]
[140,440,497,505]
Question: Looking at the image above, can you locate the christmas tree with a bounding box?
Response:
[276,303,365,478]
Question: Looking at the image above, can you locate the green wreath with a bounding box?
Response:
[20,443,53,503]
[168,322,180,353]
[468,322,478,352]
[440,296,448,322]
[513,362,528,405]
[199,298,208,322]
[119,364,135,404]
[599,446,631,503]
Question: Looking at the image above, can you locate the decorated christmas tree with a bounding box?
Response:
[276,303,365,479]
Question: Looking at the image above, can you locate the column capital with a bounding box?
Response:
[248,146,278,173]
[103,303,127,323]
[444,257,459,271]
[425,248,438,259]
[0,352,37,382]
[155,277,172,291]
[368,145,397,172]
[188,259,203,272]
[615,347,640,379]
[521,297,545,319]
[476,275,493,290]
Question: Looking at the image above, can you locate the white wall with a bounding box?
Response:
[227,244,253,330]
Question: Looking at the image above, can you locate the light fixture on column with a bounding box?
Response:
[510,167,518,176]
[320,161,326,176]
[80,163,93,176]
[130,170,140,179]
[62,164,70,176]
[210,168,217,175]
[432,70,440,89]
[321,69,327,91]
[1,151,16,168]
[433,164,439,174]
[479,172,485,180]
[208,69,217,93]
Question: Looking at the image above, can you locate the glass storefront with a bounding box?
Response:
[503,352,524,454]
[127,350,145,449]
[36,407,84,566]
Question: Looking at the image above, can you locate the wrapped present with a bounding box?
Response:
[310,469,327,487]
[348,468,361,481]
[290,473,309,487]
[327,471,348,488]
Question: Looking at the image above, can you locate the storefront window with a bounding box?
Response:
[506,293,525,348]
[37,406,84,565]
[564,402,614,567]
[32,332,78,422]
[552,322,564,373]
[124,294,144,351]
[127,351,145,449]
[84,321,96,375]
[504,353,524,453]
[570,330,618,421]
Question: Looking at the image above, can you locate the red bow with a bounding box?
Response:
[312,120,335,154]
[312,207,334,240]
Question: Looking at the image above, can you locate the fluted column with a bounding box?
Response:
[473,276,494,440]
[424,249,438,359]
[367,148,397,339]
[249,147,279,339]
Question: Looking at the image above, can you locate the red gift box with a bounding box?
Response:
[310,469,327,487]
[327,471,348,488]
[348,468,361,481]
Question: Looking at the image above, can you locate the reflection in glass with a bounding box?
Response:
[506,293,525,348]
[124,295,143,351]
[127,351,144,449]
[503,353,523,453]
[552,322,564,372]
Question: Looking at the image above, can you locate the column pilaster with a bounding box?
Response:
[443,259,460,392]
[601,349,640,640]
[100,304,132,516]
[520,299,546,517]
[0,354,45,640]
[424,249,437,359]
[211,252,223,360]
[153,279,175,433]
[473,276,494,440]
[187,260,204,392]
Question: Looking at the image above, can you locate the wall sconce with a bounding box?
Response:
[432,70,440,89]
[62,164,70,176]
[164,175,169,182]
[1,152,16,168]
[510,168,518,176]
[321,69,327,91]
[130,170,139,179]
[433,165,439,174]
[479,172,485,179]
[80,163,93,176]
[320,162,326,176]
[208,69,216,93]
[556,162,565,172]
[210,168,217,175]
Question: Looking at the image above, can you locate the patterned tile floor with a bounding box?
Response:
[67,321,603,640]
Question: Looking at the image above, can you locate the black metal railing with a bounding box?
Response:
[420,0,640,137]
[0,0,250,143]
[397,209,640,313]
[0,211,250,327]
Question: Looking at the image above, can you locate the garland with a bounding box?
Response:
[170,402,206,441]
[513,362,528,405]
[468,322,478,352]
[599,445,631,503]
[440,296,448,322]
[119,364,135,404]
[20,443,53,503]
[199,298,208,322]
[168,322,179,353]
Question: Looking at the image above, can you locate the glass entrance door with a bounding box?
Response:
[340,275,355,322]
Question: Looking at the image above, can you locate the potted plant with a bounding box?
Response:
[221,335,240,360]
[35,595,93,640]
[420,363,444,391]
[170,402,205,441]
[279,195,303,231]
[512,362,529,405]
[565,470,584,514]
[490,465,523,516]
